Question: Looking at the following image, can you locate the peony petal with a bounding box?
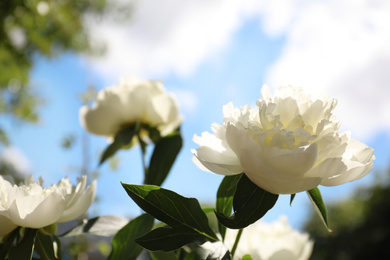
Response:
[193,145,239,166]
[317,137,374,186]
[63,176,87,210]
[8,193,66,228]
[269,249,297,260]
[79,104,123,136]
[192,154,243,175]
[259,143,318,175]
[121,84,148,121]
[260,84,272,100]
[273,97,300,127]
[297,239,314,260]
[315,132,348,163]
[162,115,183,135]
[145,94,174,126]
[319,158,374,186]
[301,100,325,129]
[226,124,321,194]
[192,129,242,175]
[345,138,375,163]
[58,180,97,223]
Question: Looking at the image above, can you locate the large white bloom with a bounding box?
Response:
[0,175,96,236]
[193,85,375,194]
[79,77,182,138]
[225,216,313,260]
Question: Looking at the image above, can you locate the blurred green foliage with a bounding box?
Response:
[305,170,390,260]
[0,0,108,144]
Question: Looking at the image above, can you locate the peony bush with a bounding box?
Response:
[0,78,375,260]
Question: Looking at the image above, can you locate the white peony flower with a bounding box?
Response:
[0,175,96,236]
[79,77,182,138]
[224,216,313,260]
[193,85,375,194]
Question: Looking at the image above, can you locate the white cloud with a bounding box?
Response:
[0,147,31,176]
[264,0,390,140]
[86,0,264,82]
[86,0,390,140]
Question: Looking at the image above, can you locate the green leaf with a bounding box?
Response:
[145,130,183,186]
[9,228,38,260]
[142,124,162,144]
[242,255,253,260]
[35,232,59,260]
[100,124,138,165]
[215,174,279,229]
[307,187,332,232]
[290,194,296,206]
[109,214,154,260]
[216,175,242,240]
[0,228,20,259]
[136,226,207,252]
[150,250,178,260]
[122,183,218,251]
[63,215,129,237]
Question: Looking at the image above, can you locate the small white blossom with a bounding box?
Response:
[79,77,182,138]
[0,175,96,236]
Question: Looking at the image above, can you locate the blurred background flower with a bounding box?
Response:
[79,76,182,139]
[225,216,313,260]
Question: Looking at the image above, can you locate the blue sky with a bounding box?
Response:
[2,0,390,231]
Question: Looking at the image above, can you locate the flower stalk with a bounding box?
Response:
[230,228,243,258]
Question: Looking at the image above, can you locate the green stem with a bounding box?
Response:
[138,135,148,183]
[231,228,243,258]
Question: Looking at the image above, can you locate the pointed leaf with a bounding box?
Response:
[9,228,38,260]
[216,175,241,240]
[215,174,278,229]
[150,250,178,260]
[145,130,183,186]
[109,214,154,260]
[100,124,138,165]
[63,215,129,237]
[35,232,58,260]
[122,183,218,242]
[290,194,296,206]
[0,228,19,259]
[136,226,207,252]
[307,187,332,232]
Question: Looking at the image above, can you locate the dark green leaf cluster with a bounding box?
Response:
[215,174,279,230]
[0,228,61,260]
[122,184,219,252]
[116,170,331,259]
[99,124,183,187]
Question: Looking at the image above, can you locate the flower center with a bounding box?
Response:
[256,127,314,150]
